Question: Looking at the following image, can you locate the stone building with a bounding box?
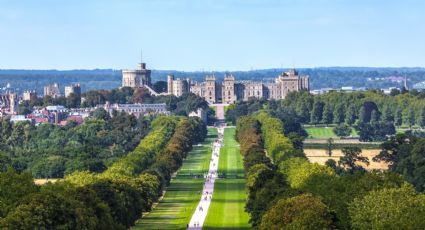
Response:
[0,92,18,115]
[64,83,81,98]
[189,75,221,104]
[122,62,152,88]
[275,69,309,99]
[23,90,37,101]
[167,75,190,97]
[97,102,169,117]
[205,76,219,104]
[44,83,61,98]
[222,75,237,104]
[242,82,265,101]
[182,69,309,104]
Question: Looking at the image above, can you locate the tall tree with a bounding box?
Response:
[371,110,380,123]
[394,108,403,127]
[358,106,367,124]
[420,108,425,128]
[333,103,345,124]
[382,106,394,123]
[310,99,324,125]
[345,104,357,125]
[405,108,416,128]
[339,147,369,173]
[321,103,333,125]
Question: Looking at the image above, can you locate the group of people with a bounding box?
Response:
[187,127,224,229]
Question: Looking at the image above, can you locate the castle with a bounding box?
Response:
[122,60,309,104]
[167,69,309,104]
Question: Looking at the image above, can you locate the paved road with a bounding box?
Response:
[210,103,226,121]
[187,126,224,229]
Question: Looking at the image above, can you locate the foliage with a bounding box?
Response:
[152,80,167,93]
[333,124,352,137]
[225,98,267,124]
[357,121,395,141]
[102,116,178,177]
[280,157,405,228]
[0,114,207,229]
[255,111,297,163]
[0,169,38,218]
[260,194,334,230]
[0,111,151,178]
[338,147,369,173]
[374,134,425,191]
[236,113,296,227]
[349,184,425,230]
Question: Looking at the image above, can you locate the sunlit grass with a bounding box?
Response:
[204,127,250,229]
[132,128,217,230]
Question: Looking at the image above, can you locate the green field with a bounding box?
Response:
[305,126,358,139]
[204,127,250,229]
[132,128,217,230]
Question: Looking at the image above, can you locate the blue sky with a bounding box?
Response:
[0,0,424,70]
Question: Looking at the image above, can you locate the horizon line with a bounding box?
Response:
[1,66,425,72]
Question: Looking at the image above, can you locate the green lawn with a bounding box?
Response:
[305,126,358,139]
[204,127,250,230]
[132,128,217,230]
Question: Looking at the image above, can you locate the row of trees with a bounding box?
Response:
[236,112,425,229]
[0,116,207,229]
[283,90,425,128]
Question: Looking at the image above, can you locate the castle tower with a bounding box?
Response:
[122,57,152,88]
[64,83,81,98]
[167,75,174,94]
[205,75,217,104]
[222,74,236,104]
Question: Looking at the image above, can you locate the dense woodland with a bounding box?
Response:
[0,116,206,229]
[0,111,151,178]
[236,111,425,229]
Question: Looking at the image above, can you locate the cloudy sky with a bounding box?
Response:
[0,0,424,70]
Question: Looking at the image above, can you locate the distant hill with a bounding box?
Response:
[0,67,424,94]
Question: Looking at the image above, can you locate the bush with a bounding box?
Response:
[333,124,352,137]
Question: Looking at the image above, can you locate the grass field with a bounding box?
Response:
[204,127,250,230]
[132,128,217,230]
[305,126,358,139]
